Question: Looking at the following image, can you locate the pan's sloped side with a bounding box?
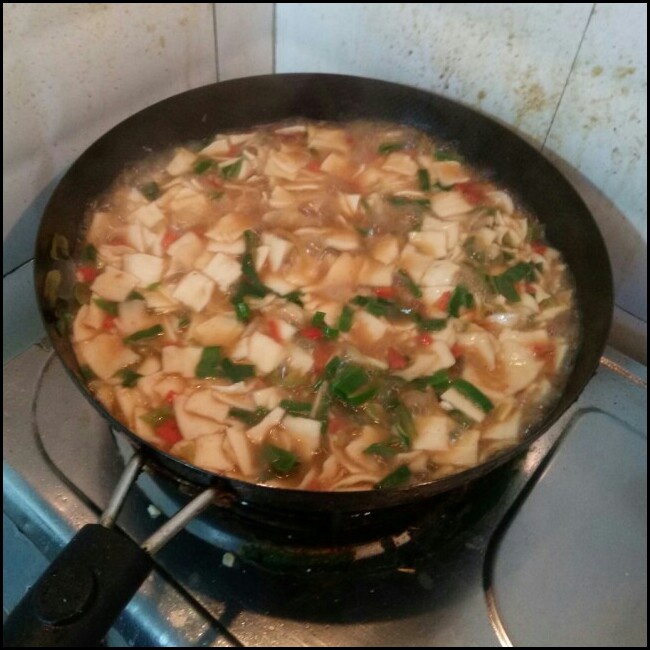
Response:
[34,74,613,512]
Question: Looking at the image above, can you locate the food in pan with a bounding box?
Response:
[69,121,579,490]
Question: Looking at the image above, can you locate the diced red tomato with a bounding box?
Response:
[313,343,335,374]
[436,291,452,311]
[457,181,487,205]
[417,333,433,346]
[77,266,98,283]
[373,286,396,299]
[155,418,182,445]
[102,315,116,330]
[531,241,547,255]
[525,282,537,295]
[299,326,325,340]
[531,342,556,363]
[327,415,349,435]
[162,229,180,250]
[451,343,463,358]
[266,319,283,343]
[306,160,321,172]
[164,390,178,405]
[387,347,408,370]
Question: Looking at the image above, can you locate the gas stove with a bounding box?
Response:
[3,339,647,646]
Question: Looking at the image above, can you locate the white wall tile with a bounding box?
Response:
[3,3,217,274]
[215,3,274,80]
[276,3,592,142]
[544,3,647,320]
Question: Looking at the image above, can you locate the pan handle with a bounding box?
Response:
[3,452,218,647]
[3,524,153,647]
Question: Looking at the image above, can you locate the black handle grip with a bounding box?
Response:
[3,524,153,647]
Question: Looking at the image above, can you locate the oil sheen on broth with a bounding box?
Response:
[70,121,579,491]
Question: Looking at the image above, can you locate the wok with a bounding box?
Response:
[5,73,612,646]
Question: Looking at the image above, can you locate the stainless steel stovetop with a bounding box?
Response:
[3,342,647,647]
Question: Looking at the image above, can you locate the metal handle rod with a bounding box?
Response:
[141,487,218,555]
[99,453,144,528]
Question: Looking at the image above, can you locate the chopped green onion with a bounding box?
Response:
[126,290,145,301]
[119,368,142,388]
[364,442,400,458]
[387,196,430,208]
[410,369,452,393]
[449,409,474,428]
[44,270,61,308]
[80,365,96,382]
[314,356,342,389]
[195,346,222,378]
[178,313,190,329]
[488,262,536,303]
[50,234,70,261]
[220,158,243,179]
[448,284,475,318]
[391,401,416,449]
[141,405,173,427]
[435,150,462,162]
[376,465,411,489]
[282,290,304,307]
[312,311,339,340]
[80,243,97,264]
[93,298,119,317]
[146,282,161,291]
[450,378,494,413]
[417,317,447,331]
[73,283,91,305]
[397,269,422,298]
[378,142,406,154]
[193,159,213,174]
[263,444,299,474]
[220,358,255,382]
[279,400,312,415]
[232,298,251,322]
[330,364,377,406]
[139,182,161,201]
[123,324,164,343]
[417,168,431,192]
[228,407,270,426]
[337,305,354,332]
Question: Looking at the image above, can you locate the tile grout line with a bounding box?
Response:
[541,3,597,152]
[212,2,220,82]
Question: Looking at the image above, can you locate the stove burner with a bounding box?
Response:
[116,432,522,573]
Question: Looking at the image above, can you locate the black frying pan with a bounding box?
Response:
[5,74,612,646]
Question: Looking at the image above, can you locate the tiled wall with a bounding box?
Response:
[276,3,647,323]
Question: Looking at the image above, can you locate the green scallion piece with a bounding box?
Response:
[388,196,430,208]
[193,159,213,174]
[417,317,447,331]
[126,290,145,301]
[364,442,400,458]
[139,181,161,201]
[448,284,475,318]
[123,324,164,344]
[279,400,312,415]
[119,368,142,388]
[375,465,411,489]
[232,299,251,322]
[228,407,270,426]
[378,142,406,154]
[417,168,431,192]
[141,405,173,427]
[195,346,222,378]
[397,269,422,298]
[79,365,96,382]
[282,290,304,307]
[220,358,255,382]
[93,298,119,317]
[80,243,97,264]
[337,305,354,332]
[451,378,494,413]
[411,369,452,393]
[263,444,299,474]
[220,158,243,179]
